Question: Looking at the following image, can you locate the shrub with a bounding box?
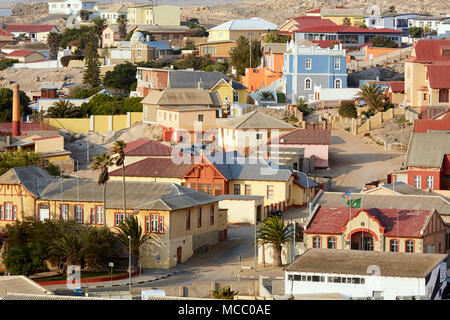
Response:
[338,101,357,118]
[0,58,19,71]
[295,98,313,116]
[60,55,84,67]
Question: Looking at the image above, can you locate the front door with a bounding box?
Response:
[177,247,182,264]
[38,204,50,221]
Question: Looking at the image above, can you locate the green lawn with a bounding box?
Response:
[35,271,127,282]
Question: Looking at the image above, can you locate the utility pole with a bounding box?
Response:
[249,34,252,69]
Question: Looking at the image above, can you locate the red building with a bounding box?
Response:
[414,110,450,133]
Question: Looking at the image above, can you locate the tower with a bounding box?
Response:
[12,83,20,137]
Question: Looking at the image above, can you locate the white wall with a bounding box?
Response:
[284,271,427,300]
[218,198,263,224]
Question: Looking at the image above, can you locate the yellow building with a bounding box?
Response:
[0,166,226,269]
[404,40,450,108]
[209,78,248,105]
[207,17,278,42]
[127,5,180,26]
[306,7,366,26]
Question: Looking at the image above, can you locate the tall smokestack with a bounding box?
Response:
[12,83,20,137]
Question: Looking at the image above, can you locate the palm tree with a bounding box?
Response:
[115,215,162,268]
[356,83,386,113]
[256,216,292,267]
[47,32,62,59]
[50,234,88,272]
[46,100,81,118]
[260,90,274,101]
[211,286,239,299]
[110,140,127,224]
[91,17,107,47]
[91,153,114,226]
[117,14,128,39]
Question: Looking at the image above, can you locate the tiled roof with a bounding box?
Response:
[296,25,402,34]
[285,248,448,278]
[109,157,191,178]
[305,206,432,238]
[5,24,56,33]
[272,128,331,145]
[405,132,450,168]
[124,138,173,156]
[208,17,278,31]
[218,111,295,129]
[0,28,13,37]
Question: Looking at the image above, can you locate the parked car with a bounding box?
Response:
[269,210,283,217]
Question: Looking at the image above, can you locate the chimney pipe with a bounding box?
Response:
[12,83,20,137]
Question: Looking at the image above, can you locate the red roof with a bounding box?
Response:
[414,111,450,133]
[291,16,337,32]
[297,25,403,34]
[305,207,432,238]
[0,122,43,135]
[410,40,450,63]
[32,135,61,141]
[306,8,321,14]
[0,28,13,37]
[5,24,56,33]
[427,64,450,89]
[388,81,404,93]
[109,157,191,178]
[312,40,340,49]
[6,50,37,57]
[270,128,331,145]
[123,138,173,156]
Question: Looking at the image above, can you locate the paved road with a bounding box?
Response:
[312,129,405,192]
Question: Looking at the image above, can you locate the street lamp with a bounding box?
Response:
[128,235,131,292]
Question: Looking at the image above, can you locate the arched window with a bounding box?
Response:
[312,236,321,248]
[304,78,312,90]
[405,240,415,253]
[390,239,399,252]
[335,79,342,89]
[327,237,336,249]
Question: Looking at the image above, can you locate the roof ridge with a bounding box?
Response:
[235,110,258,128]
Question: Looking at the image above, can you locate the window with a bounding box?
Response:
[426,176,434,189]
[405,240,415,253]
[305,58,312,70]
[210,205,214,225]
[439,89,449,103]
[304,78,312,90]
[256,133,263,140]
[248,32,254,38]
[162,35,169,40]
[186,209,191,230]
[159,216,164,233]
[151,214,158,232]
[390,239,399,252]
[334,58,340,70]
[234,184,241,195]
[312,236,321,248]
[245,184,252,196]
[105,33,110,39]
[233,91,239,102]
[198,114,204,122]
[335,79,342,89]
[60,204,69,220]
[267,185,274,199]
[414,175,421,189]
[137,50,142,58]
[96,206,104,224]
[115,213,131,226]
[197,208,202,228]
[75,205,83,224]
[145,216,150,233]
[327,237,336,249]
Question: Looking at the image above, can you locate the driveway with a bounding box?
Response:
[312,130,405,192]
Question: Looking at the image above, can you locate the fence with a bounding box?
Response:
[347,47,411,72]
[44,112,143,133]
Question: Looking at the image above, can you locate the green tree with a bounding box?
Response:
[110,140,127,229]
[83,41,102,88]
[408,27,424,38]
[230,36,262,76]
[50,234,88,271]
[370,35,398,48]
[46,100,81,118]
[83,226,120,271]
[68,86,102,99]
[115,215,158,268]
[117,14,128,39]
[0,88,31,122]
[0,58,19,71]
[92,153,114,224]
[295,98,313,116]
[91,17,107,47]
[0,150,60,176]
[338,101,357,118]
[211,286,239,299]
[103,62,137,94]
[260,90,274,100]
[256,216,292,267]
[123,97,143,112]
[173,54,213,70]
[356,83,386,113]
[343,17,351,25]
[263,32,289,43]
[47,32,62,59]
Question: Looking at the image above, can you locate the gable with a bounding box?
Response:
[182,162,228,181]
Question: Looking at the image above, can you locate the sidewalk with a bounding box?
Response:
[233,258,285,280]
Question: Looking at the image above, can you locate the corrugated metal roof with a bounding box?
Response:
[168,70,232,90]
[0,166,56,197]
[0,276,53,299]
[285,249,447,278]
[405,132,450,168]
[1,293,110,300]
[141,88,216,106]
[376,182,431,196]
[208,17,278,31]
[218,111,295,129]
[124,138,172,156]
[273,128,331,145]
[110,157,191,178]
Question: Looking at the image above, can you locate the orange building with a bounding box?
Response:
[363,45,400,61]
[241,43,286,92]
[197,40,237,61]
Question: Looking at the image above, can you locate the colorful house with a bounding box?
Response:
[278,16,337,39]
[207,17,277,42]
[209,78,248,105]
[305,7,366,26]
[0,165,227,269]
[4,24,60,42]
[404,40,450,108]
[386,82,405,105]
[127,4,180,26]
[197,40,237,61]
[413,110,450,133]
[283,41,348,103]
[4,50,46,63]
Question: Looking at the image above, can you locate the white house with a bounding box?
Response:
[4,25,60,43]
[48,0,96,15]
[95,3,128,24]
[408,16,449,32]
[285,249,448,300]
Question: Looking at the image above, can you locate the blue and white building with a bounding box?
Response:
[283,41,348,103]
[48,0,96,15]
[365,13,429,36]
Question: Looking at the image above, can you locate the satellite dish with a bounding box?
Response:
[66,14,81,28]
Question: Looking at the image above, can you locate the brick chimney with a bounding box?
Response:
[12,83,20,137]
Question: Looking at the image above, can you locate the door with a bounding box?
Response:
[256,205,262,223]
[177,247,182,264]
[38,204,50,221]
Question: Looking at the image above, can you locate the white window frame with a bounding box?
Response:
[414,175,421,189]
[96,206,104,224]
[151,213,159,232]
[304,78,312,90]
[426,176,433,189]
[305,58,312,70]
[233,91,239,102]
[335,79,342,89]
[334,58,341,70]
[61,204,69,220]
[75,205,83,224]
